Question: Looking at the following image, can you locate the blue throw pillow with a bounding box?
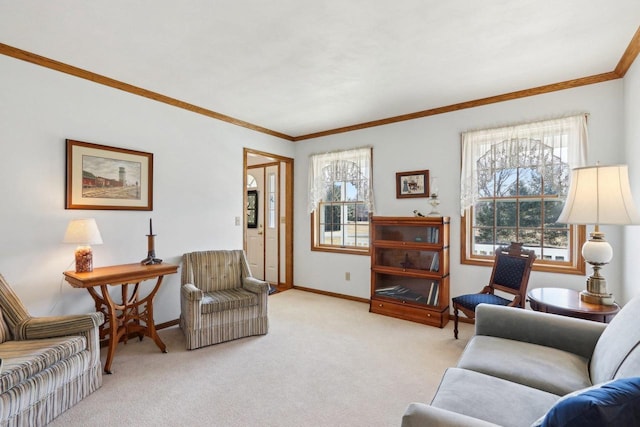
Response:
[539,377,640,427]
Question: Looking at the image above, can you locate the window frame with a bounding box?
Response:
[309,148,373,256]
[460,116,588,275]
[461,209,586,275]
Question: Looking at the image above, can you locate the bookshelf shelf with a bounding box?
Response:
[370,216,450,328]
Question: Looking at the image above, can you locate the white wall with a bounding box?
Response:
[0,55,294,322]
[623,58,640,303]
[294,80,632,305]
[2,50,637,324]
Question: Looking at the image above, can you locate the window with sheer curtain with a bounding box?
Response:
[308,147,374,254]
[460,115,588,274]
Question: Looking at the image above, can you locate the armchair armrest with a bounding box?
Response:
[16,312,104,340]
[243,276,269,294]
[402,403,500,427]
[181,283,204,301]
[475,304,606,359]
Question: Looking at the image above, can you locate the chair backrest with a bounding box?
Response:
[590,294,640,384]
[487,242,536,307]
[181,250,251,292]
[0,274,31,341]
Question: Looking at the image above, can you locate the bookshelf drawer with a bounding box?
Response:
[370,299,449,328]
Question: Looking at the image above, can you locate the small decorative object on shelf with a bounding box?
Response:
[413,209,426,217]
[141,218,163,265]
[427,176,441,216]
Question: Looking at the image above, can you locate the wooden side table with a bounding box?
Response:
[63,263,178,374]
[527,287,620,323]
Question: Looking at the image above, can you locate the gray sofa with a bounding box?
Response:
[402,295,640,426]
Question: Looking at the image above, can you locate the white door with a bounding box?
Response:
[246,170,265,280]
[264,165,279,284]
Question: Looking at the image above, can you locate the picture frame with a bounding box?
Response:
[247,190,258,228]
[396,170,429,198]
[65,139,153,210]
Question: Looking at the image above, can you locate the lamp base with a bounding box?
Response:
[581,268,615,305]
[427,196,441,216]
[75,246,93,273]
[580,290,615,305]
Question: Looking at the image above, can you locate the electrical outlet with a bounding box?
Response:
[345,272,350,281]
[234,216,241,226]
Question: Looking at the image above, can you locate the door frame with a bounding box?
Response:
[243,148,294,289]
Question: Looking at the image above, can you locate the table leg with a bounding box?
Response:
[100,284,120,375]
[137,275,168,353]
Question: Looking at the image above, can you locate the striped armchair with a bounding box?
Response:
[0,274,104,426]
[180,250,269,350]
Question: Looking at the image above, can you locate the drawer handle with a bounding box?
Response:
[427,313,431,317]
[378,303,383,307]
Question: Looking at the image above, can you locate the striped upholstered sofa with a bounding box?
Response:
[180,250,269,350]
[0,275,104,426]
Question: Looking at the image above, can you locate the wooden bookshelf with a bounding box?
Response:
[369,216,450,327]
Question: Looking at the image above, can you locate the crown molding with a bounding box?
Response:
[2,25,639,142]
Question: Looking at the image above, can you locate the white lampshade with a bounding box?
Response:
[557,164,639,305]
[63,218,103,245]
[558,164,640,225]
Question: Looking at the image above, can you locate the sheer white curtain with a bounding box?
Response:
[460,114,588,215]
[308,147,375,213]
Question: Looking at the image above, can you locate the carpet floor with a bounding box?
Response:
[49,289,472,427]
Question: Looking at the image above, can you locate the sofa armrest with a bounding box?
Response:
[181,283,203,301]
[16,312,104,340]
[475,304,606,359]
[181,283,203,331]
[243,276,269,294]
[402,403,501,427]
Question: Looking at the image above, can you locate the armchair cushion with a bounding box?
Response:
[201,288,258,314]
[452,293,511,311]
[0,336,87,393]
[534,377,640,427]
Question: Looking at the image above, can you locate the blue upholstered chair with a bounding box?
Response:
[452,242,535,338]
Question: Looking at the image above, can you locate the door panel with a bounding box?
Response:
[246,169,264,280]
[265,165,279,284]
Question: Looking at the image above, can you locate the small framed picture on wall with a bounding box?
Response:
[396,170,429,198]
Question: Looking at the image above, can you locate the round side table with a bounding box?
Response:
[527,287,620,323]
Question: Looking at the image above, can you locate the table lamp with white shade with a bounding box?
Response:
[63,218,103,273]
[557,164,640,305]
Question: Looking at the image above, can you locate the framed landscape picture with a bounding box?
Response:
[65,139,153,210]
[396,170,429,198]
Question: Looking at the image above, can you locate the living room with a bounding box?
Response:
[1,2,640,426]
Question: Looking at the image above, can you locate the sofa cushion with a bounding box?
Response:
[458,335,591,396]
[201,288,258,314]
[431,367,559,427]
[0,310,9,344]
[591,295,640,384]
[533,377,640,427]
[0,336,87,393]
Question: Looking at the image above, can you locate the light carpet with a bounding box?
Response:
[50,289,472,427]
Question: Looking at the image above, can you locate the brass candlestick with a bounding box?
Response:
[141,218,162,265]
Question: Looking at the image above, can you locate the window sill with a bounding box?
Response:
[311,246,370,256]
[461,257,586,275]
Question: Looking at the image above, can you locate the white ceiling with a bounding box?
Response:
[1,1,639,139]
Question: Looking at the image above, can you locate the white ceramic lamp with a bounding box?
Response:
[63,218,103,273]
[558,164,640,305]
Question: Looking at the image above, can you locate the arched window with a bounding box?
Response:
[461,115,587,274]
